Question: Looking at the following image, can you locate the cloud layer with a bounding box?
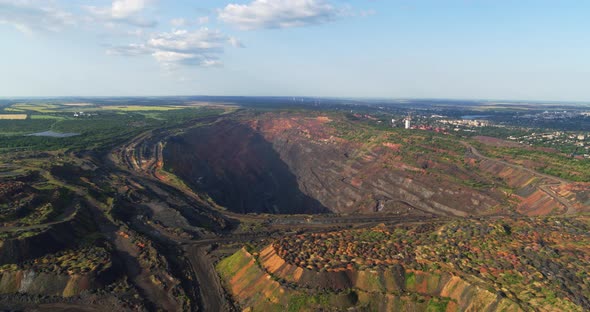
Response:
[108,28,241,68]
[1,0,363,70]
[218,0,343,30]
[0,0,75,34]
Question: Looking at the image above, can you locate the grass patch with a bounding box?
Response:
[406,271,416,288]
[287,294,308,312]
[426,297,451,312]
[216,249,251,279]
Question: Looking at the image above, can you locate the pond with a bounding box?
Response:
[27,131,80,138]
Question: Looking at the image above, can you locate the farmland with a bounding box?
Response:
[0,114,27,120]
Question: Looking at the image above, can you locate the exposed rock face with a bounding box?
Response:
[164,114,503,216]
[164,120,329,214]
[249,115,506,216]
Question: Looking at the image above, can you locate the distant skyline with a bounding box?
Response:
[1,0,589,101]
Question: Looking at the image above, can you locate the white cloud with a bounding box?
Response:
[0,0,75,34]
[147,29,225,53]
[111,0,146,18]
[218,0,344,30]
[86,0,156,28]
[152,51,222,67]
[108,28,240,68]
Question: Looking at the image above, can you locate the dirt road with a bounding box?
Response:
[185,245,232,312]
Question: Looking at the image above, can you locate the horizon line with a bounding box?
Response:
[0,95,589,105]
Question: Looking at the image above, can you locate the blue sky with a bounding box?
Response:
[0,0,589,101]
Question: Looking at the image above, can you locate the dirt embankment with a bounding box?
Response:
[0,204,96,265]
[217,246,522,312]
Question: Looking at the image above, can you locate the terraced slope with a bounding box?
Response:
[250,118,485,216]
[218,247,463,312]
[217,217,590,311]
[165,114,507,216]
[218,247,521,312]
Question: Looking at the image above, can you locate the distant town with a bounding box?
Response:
[353,108,590,159]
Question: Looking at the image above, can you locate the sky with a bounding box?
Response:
[0,0,589,101]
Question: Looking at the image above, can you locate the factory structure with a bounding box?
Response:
[404,117,411,129]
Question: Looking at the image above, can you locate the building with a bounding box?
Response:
[404,119,411,129]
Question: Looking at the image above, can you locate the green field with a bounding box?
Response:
[30,115,66,120]
[0,106,225,154]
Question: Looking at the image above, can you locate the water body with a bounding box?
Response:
[28,131,80,138]
[461,115,490,120]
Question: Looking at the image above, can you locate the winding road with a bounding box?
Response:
[462,142,576,214]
